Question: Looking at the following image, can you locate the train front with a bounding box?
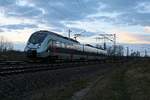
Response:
[24,31,49,58]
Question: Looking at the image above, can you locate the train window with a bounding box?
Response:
[65,43,69,48]
[52,40,56,46]
[29,32,48,44]
[56,41,61,47]
[70,44,73,49]
[62,42,66,48]
[47,39,53,46]
[66,43,73,49]
[61,42,65,48]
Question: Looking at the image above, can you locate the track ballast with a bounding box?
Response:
[0,60,109,76]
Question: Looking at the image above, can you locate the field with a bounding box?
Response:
[81,59,150,100]
[0,57,149,100]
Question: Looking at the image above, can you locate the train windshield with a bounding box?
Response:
[29,32,48,44]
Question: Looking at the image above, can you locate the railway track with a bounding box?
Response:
[0,57,134,76]
[0,61,106,76]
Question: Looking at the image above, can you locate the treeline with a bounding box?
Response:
[0,36,14,52]
[0,36,26,61]
[107,45,124,56]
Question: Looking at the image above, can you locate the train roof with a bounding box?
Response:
[36,30,80,44]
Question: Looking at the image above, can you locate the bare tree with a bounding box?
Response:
[131,51,140,57]
[0,36,14,52]
[115,45,124,56]
[107,45,124,56]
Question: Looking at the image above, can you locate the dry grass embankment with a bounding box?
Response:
[82,59,150,100]
[1,58,149,100]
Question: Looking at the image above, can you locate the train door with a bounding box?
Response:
[52,40,56,53]
[47,39,53,51]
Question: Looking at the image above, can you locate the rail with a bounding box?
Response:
[1,57,147,76]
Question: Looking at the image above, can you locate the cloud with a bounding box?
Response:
[0,29,4,32]
[144,26,150,33]
[0,29,34,42]
[0,24,38,30]
[135,34,150,43]
[16,0,34,7]
[117,31,140,43]
[29,0,101,22]
[135,1,150,13]
[7,6,44,18]
[0,0,150,48]
[5,1,45,18]
[114,30,150,44]
[0,0,15,6]
[92,0,150,26]
[0,13,36,25]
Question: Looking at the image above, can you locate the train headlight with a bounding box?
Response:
[37,43,41,48]
[38,45,41,48]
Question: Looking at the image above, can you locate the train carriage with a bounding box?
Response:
[24,30,107,61]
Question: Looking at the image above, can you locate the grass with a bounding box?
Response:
[82,59,150,100]
[125,60,150,100]
[29,79,89,100]
[1,58,149,100]
[0,51,26,61]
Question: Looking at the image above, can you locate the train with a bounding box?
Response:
[24,30,107,61]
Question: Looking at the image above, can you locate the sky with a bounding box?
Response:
[0,0,150,54]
